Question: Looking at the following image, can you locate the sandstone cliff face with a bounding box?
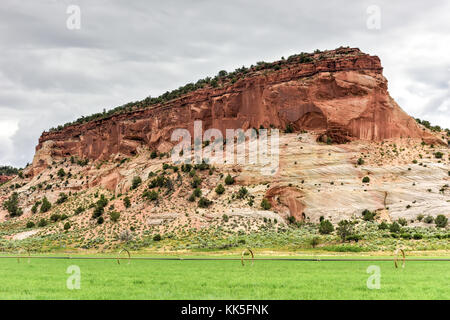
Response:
[31,48,438,173]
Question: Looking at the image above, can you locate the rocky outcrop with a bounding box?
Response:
[0,176,14,184]
[31,48,440,174]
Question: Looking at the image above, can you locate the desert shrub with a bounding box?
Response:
[123,197,131,208]
[37,219,48,227]
[400,233,411,239]
[424,215,434,224]
[64,222,71,230]
[150,150,158,159]
[319,219,334,234]
[50,214,61,222]
[346,234,362,242]
[362,209,375,221]
[193,188,202,197]
[3,192,23,217]
[26,221,35,228]
[56,192,68,204]
[188,194,196,202]
[57,168,66,178]
[97,216,104,224]
[337,220,354,241]
[61,214,68,220]
[224,174,235,185]
[143,190,158,201]
[287,216,296,224]
[131,176,142,190]
[236,187,248,199]
[435,215,448,228]
[413,233,423,240]
[74,206,85,215]
[434,152,443,159]
[362,176,370,183]
[222,214,229,222]
[378,221,389,230]
[191,176,202,188]
[398,218,408,226]
[260,198,271,210]
[109,211,120,222]
[309,236,321,248]
[285,123,294,133]
[92,206,104,218]
[357,158,365,165]
[215,184,225,195]
[417,214,424,222]
[389,221,401,233]
[153,234,162,241]
[198,197,212,208]
[40,197,52,213]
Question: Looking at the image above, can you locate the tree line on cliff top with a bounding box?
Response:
[48,49,343,133]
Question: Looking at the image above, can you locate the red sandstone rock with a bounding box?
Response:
[30,48,442,174]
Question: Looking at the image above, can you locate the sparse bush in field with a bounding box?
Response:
[319,219,334,234]
[143,190,158,201]
[413,233,423,240]
[346,234,362,242]
[434,152,443,159]
[26,221,35,228]
[417,214,424,222]
[389,221,401,233]
[337,220,354,242]
[131,176,142,190]
[64,222,71,230]
[424,215,434,224]
[398,218,407,226]
[362,209,375,221]
[309,236,320,248]
[57,168,66,178]
[400,233,411,239]
[378,221,389,230]
[193,188,202,197]
[285,123,294,133]
[40,197,52,213]
[260,198,271,210]
[435,215,448,228]
[222,214,229,222]
[74,206,84,215]
[123,197,131,208]
[215,184,225,195]
[56,192,68,204]
[188,194,196,202]
[50,214,61,222]
[287,216,296,224]
[224,174,235,185]
[198,197,212,208]
[153,234,162,241]
[97,216,104,224]
[3,192,23,217]
[191,176,202,188]
[357,158,364,165]
[236,187,248,199]
[362,176,370,183]
[120,230,132,242]
[37,219,48,227]
[109,211,120,222]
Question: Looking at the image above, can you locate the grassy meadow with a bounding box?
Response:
[0,254,448,300]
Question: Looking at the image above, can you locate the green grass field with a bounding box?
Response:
[0,255,448,299]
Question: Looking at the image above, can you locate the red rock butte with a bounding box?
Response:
[32,48,439,172]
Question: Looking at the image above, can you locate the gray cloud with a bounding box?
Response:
[0,0,449,167]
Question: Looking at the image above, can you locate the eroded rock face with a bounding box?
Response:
[31,48,440,173]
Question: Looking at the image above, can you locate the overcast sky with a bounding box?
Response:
[0,0,449,168]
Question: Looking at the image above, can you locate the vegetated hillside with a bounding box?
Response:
[0,48,448,253]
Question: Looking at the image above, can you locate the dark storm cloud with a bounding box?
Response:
[0,0,449,167]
